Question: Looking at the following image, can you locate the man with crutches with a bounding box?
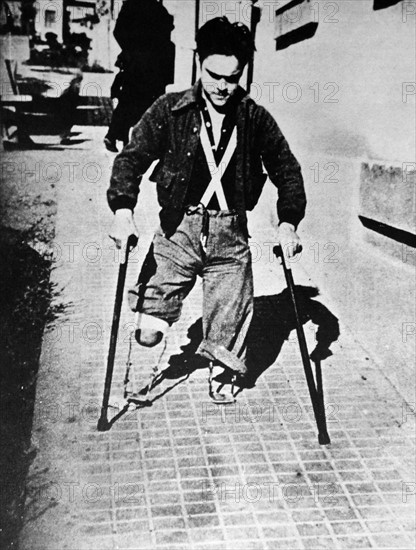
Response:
[107,17,306,404]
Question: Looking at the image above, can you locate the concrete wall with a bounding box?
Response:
[248,0,415,268]
[88,14,117,71]
[0,35,30,94]
[0,34,30,64]
[253,0,415,162]
[164,0,197,89]
[35,0,64,41]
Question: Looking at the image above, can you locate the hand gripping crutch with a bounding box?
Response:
[274,245,331,445]
[98,235,138,431]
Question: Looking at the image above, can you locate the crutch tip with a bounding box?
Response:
[318,432,331,445]
[97,416,110,432]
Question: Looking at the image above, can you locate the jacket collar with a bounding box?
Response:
[171,80,250,112]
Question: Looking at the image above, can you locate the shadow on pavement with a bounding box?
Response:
[143,285,340,391]
[120,321,208,410]
[245,286,340,388]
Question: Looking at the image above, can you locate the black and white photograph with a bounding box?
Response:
[0,1,415,549]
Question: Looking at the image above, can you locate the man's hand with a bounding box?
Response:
[278,222,302,259]
[109,208,139,250]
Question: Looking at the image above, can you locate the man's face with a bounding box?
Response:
[199,54,244,110]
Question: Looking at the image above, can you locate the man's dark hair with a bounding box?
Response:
[196,17,255,66]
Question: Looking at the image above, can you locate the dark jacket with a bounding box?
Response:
[107,82,306,237]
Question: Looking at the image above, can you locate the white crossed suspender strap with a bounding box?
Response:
[199,114,237,210]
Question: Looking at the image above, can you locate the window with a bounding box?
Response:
[45,10,56,28]
[374,0,402,10]
[274,0,318,51]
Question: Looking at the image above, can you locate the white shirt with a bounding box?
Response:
[202,90,225,148]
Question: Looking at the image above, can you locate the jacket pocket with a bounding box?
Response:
[154,169,178,207]
[151,164,176,189]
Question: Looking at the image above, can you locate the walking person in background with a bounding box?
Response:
[104,0,175,152]
[107,17,306,402]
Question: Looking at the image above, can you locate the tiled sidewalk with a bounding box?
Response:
[20,127,415,550]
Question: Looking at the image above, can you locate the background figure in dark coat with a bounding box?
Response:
[104,0,175,152]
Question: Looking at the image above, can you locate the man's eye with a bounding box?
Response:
[206,71,240,83]
[207,72,221,80]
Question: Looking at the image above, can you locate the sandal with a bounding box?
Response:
[208,361,237,405]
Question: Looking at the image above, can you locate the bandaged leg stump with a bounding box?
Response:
[123,312,169,408]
